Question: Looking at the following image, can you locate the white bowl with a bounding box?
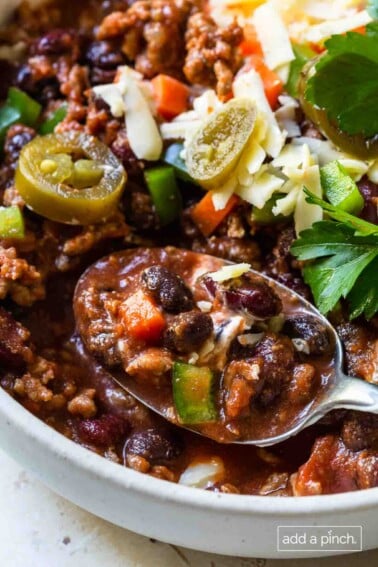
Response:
[0,388,377,558]
[1,0,377,558]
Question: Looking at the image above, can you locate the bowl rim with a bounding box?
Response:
[1,387,378,516]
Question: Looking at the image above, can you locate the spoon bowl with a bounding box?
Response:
[74,247,378,446]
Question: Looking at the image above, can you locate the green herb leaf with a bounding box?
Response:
[368,0,378,19]
[291,220,378,318]
[305,22,378,137]
[303,188,378,236]
[348,256,378,319]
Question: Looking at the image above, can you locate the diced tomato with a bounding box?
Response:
[240,24,264,57]
[151,74,189,120]
[190,192,239,237]
[119,290,166,342]
[245,55,283,109]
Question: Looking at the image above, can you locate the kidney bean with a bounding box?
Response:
[358,178,378,224]
[203,275,282,320]
[76,413,129,447]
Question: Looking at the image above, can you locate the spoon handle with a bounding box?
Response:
[328,374,378,413]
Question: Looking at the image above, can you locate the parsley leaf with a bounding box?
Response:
[303,188,378,236]
[305,22,378,137]
[368,0,378,19]
[291,221,378,318]
[348,256,378,319]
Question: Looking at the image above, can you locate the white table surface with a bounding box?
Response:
[0,448,377,567]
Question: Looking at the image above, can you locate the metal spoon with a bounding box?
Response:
[74,248,378,447]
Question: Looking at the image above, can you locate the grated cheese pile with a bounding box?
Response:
[92,0,376,236]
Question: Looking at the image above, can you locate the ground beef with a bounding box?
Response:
[337,322,378,383]
[265,227,311,300]
[0,245,45,306]
[341,412,378,452]
[293,435,378,495]
[0,307,33,370]
[184,12,243,98]
[67,387,97,418]
[97,0,201,79]
[192,236,261,266]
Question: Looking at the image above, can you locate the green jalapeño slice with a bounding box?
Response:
[15,132,126,225]
[186,98,257,190]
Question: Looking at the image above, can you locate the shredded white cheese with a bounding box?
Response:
[233,70,286,158]
[93,66,162,161]
[208,263,251,283]
[304,9,372,43]
[253,1,295,72]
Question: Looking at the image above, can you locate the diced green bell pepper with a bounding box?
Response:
[144,165,182,226]
[0,205,25,239]
[163,143,196,183]
[0,106,21,144]
[172,362,217,424]
[39,104,68,135]
[251,193,288,224]
[0,88,42,145]
[320,161,364,214]
[7,87,41,127]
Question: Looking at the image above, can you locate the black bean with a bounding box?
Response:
[141,266,194,313]
[86,41,125,70]
[164,311,213,353]
[4,125,36,166]
[34,29,78,56]
[124,427,183,465]
[283,315,332,356]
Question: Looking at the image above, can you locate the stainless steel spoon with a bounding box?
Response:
[74,248,378,447]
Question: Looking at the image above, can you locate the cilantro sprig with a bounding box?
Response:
[305,22,378,138]
[291,191,378,320]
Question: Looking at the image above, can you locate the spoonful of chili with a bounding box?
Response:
[74,247,378,446]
